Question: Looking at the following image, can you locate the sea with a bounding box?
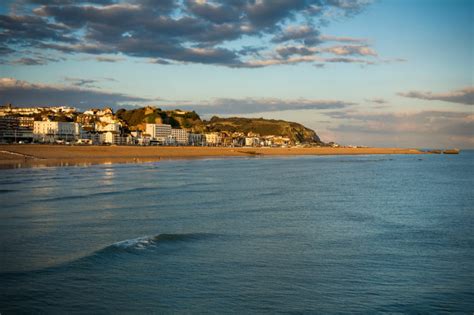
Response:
[0,152,473,313]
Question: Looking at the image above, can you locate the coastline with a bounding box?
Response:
[0,144,424,168]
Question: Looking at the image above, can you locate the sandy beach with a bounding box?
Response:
[0,144,424,168]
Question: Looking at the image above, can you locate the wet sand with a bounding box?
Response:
[0,144,424,168]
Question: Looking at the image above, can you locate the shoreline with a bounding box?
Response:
[0,144,425,169]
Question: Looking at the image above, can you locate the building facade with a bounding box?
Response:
[188,133,203,146]
[0,104,76,116]
[170,128,189,145]
[0,116,34,142]
[245,137,260,147]
[145,123,172,142]
[95,122,121,133]
[33,121,82,142]
[204,132,221,146]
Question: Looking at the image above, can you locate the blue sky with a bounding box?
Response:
[0,0,472,147]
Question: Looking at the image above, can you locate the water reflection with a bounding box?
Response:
[99,167,115,186]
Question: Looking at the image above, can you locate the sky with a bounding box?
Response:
[0,0,472,148]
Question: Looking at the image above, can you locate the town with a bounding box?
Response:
[0,104,336,148]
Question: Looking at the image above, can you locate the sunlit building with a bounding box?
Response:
[145,123,172,142]
[33,121,82,142]
[171,128,188,145]
[204,132,221,146]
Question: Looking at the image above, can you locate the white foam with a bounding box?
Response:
[112,236,156,250]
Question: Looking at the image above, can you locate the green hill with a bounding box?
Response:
[115,107,203,133]
[114,107,321,144]
[205,116,321,144]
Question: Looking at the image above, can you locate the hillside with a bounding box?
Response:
[115,107,204,133]
[114,107,321,144]
[205,116,321,144]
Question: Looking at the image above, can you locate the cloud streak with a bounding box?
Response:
[0,77,153,109]
[399,87,474,105]
[93,56,126,63]
[365,98,387,104]
[322,109,474,148]
[168,97,354,115]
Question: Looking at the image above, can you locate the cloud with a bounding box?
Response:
[398,87,474,105]
[63,76,118,88]
[94,56,125,63]
[1,55,64,65]
[0,13,76,44]
[323,109,474,148]
[9,57,49,65]
[0,77,153,109]
[271,25,322,46]
[324,57,375,65]
[147,58,172,65]
[365,98,387,104]
[1,0,379,67]
[20,0,114,4]
[185,0,241,25]
[322,45,377,57]
[238,55,322,68]
[102,77,118,82]
[63,77,101,88]
[275,43,378,60]
[167,97,354,115]
[276,45,318,58]
[320,35,368,44]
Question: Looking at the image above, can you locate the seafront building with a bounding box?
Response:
[146,123,172,143]
[188,133,203,146]
[170,128,188,145]
[33,121,82,142]
[0,116,34,142]
[0,104,76,116]
[93,122,121,144]
[204,132,221,146]
[95,122,120,133]
[0,105,317,147]
[145,123,190,145]
[245,136,260,147]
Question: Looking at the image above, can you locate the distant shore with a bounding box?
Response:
[0,144,425,168]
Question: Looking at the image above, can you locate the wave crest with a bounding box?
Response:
[0,233,217,276]
[102,233,215,253]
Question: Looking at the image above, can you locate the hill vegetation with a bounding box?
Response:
[102,106,321,143]
[115,107,203,133]
[205,116,321,143]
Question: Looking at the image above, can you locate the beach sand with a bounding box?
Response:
[0,144,424,168]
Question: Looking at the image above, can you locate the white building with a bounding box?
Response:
[95,122,120,133]
[146,123,171,142]
[83,108,113,116]
[100,131,119,144]
[170,129,188,145]
[204,132,221,146]
[0,104,76,116]
[33,121,81,142]
[245,137,260,147]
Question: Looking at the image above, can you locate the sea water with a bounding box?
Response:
[0,153,473,313]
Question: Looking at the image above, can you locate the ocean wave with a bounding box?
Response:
[0,233,217,276]
[104,233,214,253]
[36,187,157,202]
